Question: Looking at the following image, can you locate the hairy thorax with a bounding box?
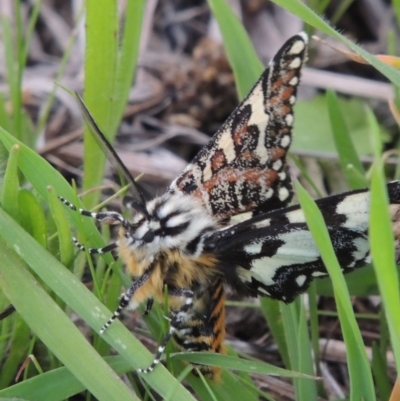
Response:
[117,192,220,308]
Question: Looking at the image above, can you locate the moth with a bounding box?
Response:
[60,32,400,380]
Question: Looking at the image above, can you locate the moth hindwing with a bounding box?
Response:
[60,32,400,380]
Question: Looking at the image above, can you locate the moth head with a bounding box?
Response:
[122,193,216,253]
[123,195,150,219]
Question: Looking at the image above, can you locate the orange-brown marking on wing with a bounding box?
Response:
[270,147,286,161]
[239,149,254,161]
[211,150,227,172]
[199,167,276,192]
[270,69,296,92]
[281,85,296,101]
[269,86,295,107]
[190,167,280,217]
[233,122,248,146]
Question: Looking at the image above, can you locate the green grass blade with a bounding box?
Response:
[0,233,139,401]
[371,342,391,401]
[296,303,318,400]
[392,0,400,27]
[272,0,400,86]
[368,109,400,374]
[185,368,260,401]
[295,180,376,401]
[260,298,290,368]
[0,126,196,399]
[83,0,118,206]
[18,189,47,248]
[0,356,134,401]
[37,5,84,135]
[47,186,74,267]
[280,301,318,400]
[326,89,367,189]
[0,314,31,389]
[1,15,21,141]
[307,283,321,375]
[0,208,196,401]
[173,352,315,379]
[83,1,145,207]
[112,1,146,124]
[1,144,20,222]
[207,0,263,98]
[0,126,112,264]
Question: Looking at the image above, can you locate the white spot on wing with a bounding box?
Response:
[298,32,309,44]
[273,159,283,171]
[288,39,306,55]
[286,209,306,224]
[280,135,291,148]
[255,127,269,165]
[336,192,370,231]
[218,131,236,163]
[237,267,252,282]
[289,57,301,69]
[285,114,293,126]
[266,188,274,199]
[241,81,270,164]
[203,161,212,181]
[258,287,270,296]
[312,271,327,278]
[245,242,263,255]
[250,230,319,286]
[351,236,369,265]
[229,212,253,224]
[296,274,307,287]
[254,218,271,228]
[245,88,269,129]
[279,187,290,201]
[289,77,298,86]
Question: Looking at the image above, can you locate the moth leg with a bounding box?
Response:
[100,269,153,334]
[72,236,118,255]
[138,288,194,375]
[143,298,154,317]
[58,196,126,225]
[0,304,16,320]
[60,196,123,254]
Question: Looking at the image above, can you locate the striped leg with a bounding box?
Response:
[72,237,118,255]
[59,196,125,254]
[58,196,126,225]
[143,298,154,317]
[100,269,153,334]
[138,288,194,375]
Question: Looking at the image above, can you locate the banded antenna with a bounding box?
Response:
[75,93,150,219]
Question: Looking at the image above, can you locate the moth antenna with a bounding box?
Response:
[74,93,150,219]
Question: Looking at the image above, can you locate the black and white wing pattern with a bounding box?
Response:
[169,33,308,220]
[204,182,400,302]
